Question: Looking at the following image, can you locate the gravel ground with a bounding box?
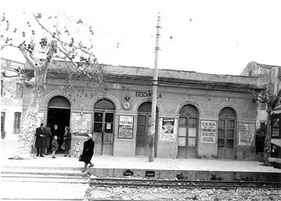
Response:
[85,186,281,200]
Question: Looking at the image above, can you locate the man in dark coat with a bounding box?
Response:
[35,123,46,157]
[80,133,95,173]
[63,126,72,157]
[43,127,52,155]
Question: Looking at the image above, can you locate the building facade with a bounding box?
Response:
[1,58,24,140]
[23,61,265,160]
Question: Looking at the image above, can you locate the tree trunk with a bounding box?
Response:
[14,95,39,159]
[264,110,272,165]
[13,71,46,159]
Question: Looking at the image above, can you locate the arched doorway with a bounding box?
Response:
[47,96,71,152]
[93,98,115,155]
[178,104,199,158]
[136,102,158,156]
[218,107,237,159]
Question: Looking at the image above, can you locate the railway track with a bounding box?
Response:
[2,170,281,190]
[90,177,281,189]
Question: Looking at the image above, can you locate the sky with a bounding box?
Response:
[2,0,281,75]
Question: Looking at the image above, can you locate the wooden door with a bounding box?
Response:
[218,107,237,159]
[93,111,114,155]
[136,114,150,155]
[178,117,198,158]
[218,119,236,159]
[136,102,158,156]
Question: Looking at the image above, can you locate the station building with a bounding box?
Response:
[23,60,266,160]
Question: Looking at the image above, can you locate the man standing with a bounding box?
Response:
[63,126,72,157]
[35,123,46,157]
[43,127,52,155]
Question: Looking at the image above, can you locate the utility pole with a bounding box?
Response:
[149,14,161,162]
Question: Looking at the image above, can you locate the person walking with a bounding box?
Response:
[51,135,59,158]
[80,133,95,173]
[43,127,52,155]
[35,123,46,157]
[63,126,72,157]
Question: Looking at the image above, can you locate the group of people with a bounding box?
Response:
[35,123,95,172]
[35,123,71,158]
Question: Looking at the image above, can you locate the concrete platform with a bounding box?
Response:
[1,140,281,182]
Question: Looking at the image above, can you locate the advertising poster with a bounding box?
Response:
[200,120,216,143]
[160,118,176,141]
[72,113,91,136]
[238,123,255,145]
[118,115,133,139]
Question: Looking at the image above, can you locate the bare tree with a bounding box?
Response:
[1,12,104,159]
[253,84,281,165]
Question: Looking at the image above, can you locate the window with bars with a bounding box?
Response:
[13,112,21,134]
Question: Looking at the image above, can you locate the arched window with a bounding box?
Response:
[48,96,70,109]
[94,99,115,110]
[179,105,198,117]
[218,107,237,159]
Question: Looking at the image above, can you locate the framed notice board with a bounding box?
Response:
[118,115,134,139]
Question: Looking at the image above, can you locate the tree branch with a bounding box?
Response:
[56,46,80,72]
[32,13,94,57]
[42,40,57,71]
[1,43,16,51]
[18,47,37,69]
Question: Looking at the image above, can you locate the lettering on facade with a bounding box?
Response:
[200,120,216,143]
[238,123,255,145]
[118,115,134,139]
[135,91,162,99]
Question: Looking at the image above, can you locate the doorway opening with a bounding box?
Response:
[136,102,159,157]
[47,96,71,153]
[218,107,237,159]
[93,98,115,155]
[177,104,199,158]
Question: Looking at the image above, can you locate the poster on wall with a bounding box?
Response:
[160,118,176,141]
[200,120,216,143]
[238,123,255,145]
[72,113,91,137]
[118,115,134,139]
